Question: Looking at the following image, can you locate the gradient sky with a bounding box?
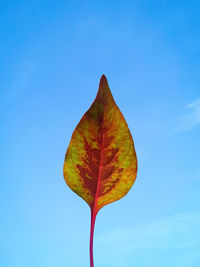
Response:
[1,1,200,267]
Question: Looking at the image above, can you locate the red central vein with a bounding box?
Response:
[90,116,105,267]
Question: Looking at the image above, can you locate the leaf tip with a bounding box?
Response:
[99,74,110,95]
[97,74,113,101]
[100,74,107,82]
[98,75,107,91]
[99,74,108,88]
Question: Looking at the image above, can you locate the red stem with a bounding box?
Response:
[90,209,97,267]
[90,111,104,267]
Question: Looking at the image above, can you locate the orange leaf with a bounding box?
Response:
[63,75,137,266]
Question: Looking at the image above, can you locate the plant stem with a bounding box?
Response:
[90,209,96,267]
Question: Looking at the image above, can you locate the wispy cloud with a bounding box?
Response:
[95,211,200,265]
[131,98,200,137]
[176,98,200,132]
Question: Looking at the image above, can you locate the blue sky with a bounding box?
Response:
[0,1,200,266]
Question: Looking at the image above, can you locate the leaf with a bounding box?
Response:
[63,75,137,267]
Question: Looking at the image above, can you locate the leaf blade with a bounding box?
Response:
[63,75,137,214]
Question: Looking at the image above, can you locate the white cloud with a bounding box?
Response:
[177,98,200,132]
